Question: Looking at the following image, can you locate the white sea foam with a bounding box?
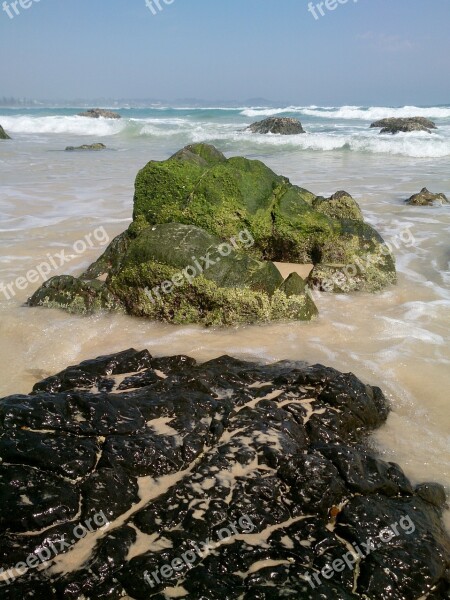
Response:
[0,115,125,136]
[240,105,450,121]
[301,105,450,121]
[2,107,450,158]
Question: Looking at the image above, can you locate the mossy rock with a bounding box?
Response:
[0,125,11,140]
[28,222,317,326]
[65,143,106,151]
[28,276,124,314]
[28,143,397,325]
[406,187,449,206]
[132,143,396,288]
[312,190,364,221]
[109,262,318,327]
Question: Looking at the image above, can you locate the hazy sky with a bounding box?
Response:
[1,0,450,105]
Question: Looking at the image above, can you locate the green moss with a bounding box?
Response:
[109,261,316,327]
[132,145,394,289]
[28,143,398,325]
[312,191,364,221]
[28,276,123,314]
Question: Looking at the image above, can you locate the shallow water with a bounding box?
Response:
[0,106,449,531]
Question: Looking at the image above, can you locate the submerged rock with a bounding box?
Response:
[0,124,11,139]
[29,143,396,324]
[77,109,121,119]
[247,117,305,134]
[65,143,107,151]
[370,117,437,134]
[0,349,448,598]
[406,187,449,206]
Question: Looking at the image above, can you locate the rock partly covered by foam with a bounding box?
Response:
[370,117,437,134]
[247,117,305,134]
[0,349,448,598]
[77,108,121,119]
[28,143,396,324]
[65,143,107,151]
[406,187,449,206]
[0,124,11,139]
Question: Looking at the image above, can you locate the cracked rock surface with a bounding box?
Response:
[0,349,449,599]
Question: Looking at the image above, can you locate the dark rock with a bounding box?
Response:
[370,117,437,134]
[0,124,11,139]
[77,109,121,119]
[406,187,449,206]
[247,117,305,135]
[416,483,448,509]
[0,349,448,598]
[65,143,107,151]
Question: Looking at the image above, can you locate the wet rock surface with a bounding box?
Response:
[406,187,449,206]
[28,143,396,325]
[370,117,437,134]
[65,143,107,151]
[77,109,121,119]
[246,117,305,135]
[0,349,448,599]
[0,124,11,140]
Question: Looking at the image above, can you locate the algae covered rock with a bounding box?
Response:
[406,187,449,206]
[28,275,124,314]
[247,117,305,134]
[133,143,395,288]
[0,124,11,139]
[65,143,107,151]
[29,143,396,325]
[370,117,437,134]
[311,190,364,221]
[77,108,121,119]
[29,223,318,326]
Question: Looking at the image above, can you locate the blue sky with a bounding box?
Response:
[1,0,449,105]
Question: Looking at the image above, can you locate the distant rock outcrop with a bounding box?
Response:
[77,108,121,119]
[65,143,107,151]
[406,187,449,206]
[247,117,305,135]
[370,117,437,134]
[0,124,11,139]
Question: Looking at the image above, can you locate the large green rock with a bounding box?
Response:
[133,143,396,287]
[29,221,318,326]
[28,143,396,325]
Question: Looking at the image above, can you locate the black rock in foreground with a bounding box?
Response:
[0,349,448,599]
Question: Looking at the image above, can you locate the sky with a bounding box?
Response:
[1,0,450,106]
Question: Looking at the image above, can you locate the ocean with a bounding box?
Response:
[0,104,449,530]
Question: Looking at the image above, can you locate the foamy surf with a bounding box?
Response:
[1,105,450,157]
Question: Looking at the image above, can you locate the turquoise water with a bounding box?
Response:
[2,104,450,157]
